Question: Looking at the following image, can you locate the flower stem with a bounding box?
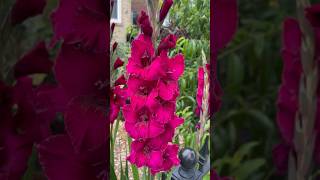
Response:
[196,50,210,151]
[289,0,317,179]
[146,0,161,45]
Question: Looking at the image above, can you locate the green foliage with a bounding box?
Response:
[126,25,139,42]
[169,0,209,40]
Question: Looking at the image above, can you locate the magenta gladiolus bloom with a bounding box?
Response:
[196,64,222,116]
[127,34,156,77]
[126,76,157,100]
[137,11,153,37]
[51,0,107,52]
[10,0,46,25]
[123,100,165,139]
[160,52,185,82]
[14,41,53,78]
[146,92,177,124]
[149,116,184,148]
[127,139,162,167]
[159,0,173,22]
[150,144,180,175]
[196,66,206,116]
[125,10,184,174]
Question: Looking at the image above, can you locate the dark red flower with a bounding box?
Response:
[272,143,290,175]
[54,44,107,98]
[0,78,61,179]
[0,132,34,180]
[37,135,107,180]
[54,43,107,152]
[14,41,53,78]
[64,96,106,152]
[112,42,118,52]
[113,58,124,70]
[213,0,238,50]
[157,34,177,55]
[159,0,173,22]
[276,18,302,144]
[10,0,46,25]
[51,0,107,52]
[111,23,116,35]
[137,11,153,37]
[109,86,127,123]
[114,75,127,86]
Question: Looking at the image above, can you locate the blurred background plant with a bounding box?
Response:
[170,0,320,179]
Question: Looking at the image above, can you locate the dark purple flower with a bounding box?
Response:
[213,0,238,51]
[54,44,107,152]
[0,131,34,179]
[272,143,290,175]
[10,0,46,25]
[54,44,107,98]
[37,135,107,180]
[276,18,302,144]
[0,78,61,179]
[51,0,107,52]
[14,41,53,78]
[159,0,173,22]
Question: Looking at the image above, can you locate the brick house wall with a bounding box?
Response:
[111,0,147,43]
[112,0,132,43]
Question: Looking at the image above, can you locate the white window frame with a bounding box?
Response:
[111,0,121,24]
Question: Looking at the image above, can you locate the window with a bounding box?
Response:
[111,0,121,23]
[132,11,138,25]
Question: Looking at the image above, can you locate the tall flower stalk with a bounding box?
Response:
[273,0,320,179]
[196,50,210,151]
[289,0,317,179]
[123,0,183,176]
